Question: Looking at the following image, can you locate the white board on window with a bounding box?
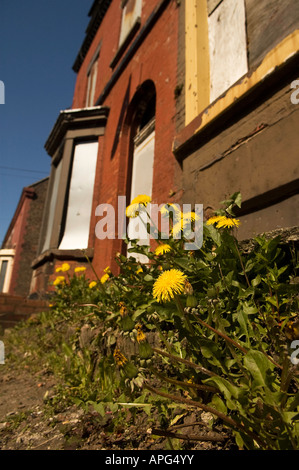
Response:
[59,141,98,250]
[127,130,155,263]
[208,0,248,103]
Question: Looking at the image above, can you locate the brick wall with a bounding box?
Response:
[0,294,49,331]
[71,0,183,276]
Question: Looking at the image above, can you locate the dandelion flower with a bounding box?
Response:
[55,267,62,273]
[113,348,128,367]
[60,263,70,272]
[131,194,151,206]
[53,276,65,286]
[154,244,172,256]
[171,212,198,238]
[136,267,143,274]
[216,217,240,229]
[74,266,86,273]
[126,195,151,218]
[89,281,97,289]
[100,273,110,284]
[206,215,225,226]
[183,211,199,222]
[104,266,111,274]
[160,203,181,217]
[153,269,187,303]
[172,218,184,238]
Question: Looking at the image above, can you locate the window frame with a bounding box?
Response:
[0,249,15,293]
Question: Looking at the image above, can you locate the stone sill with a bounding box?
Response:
[31,248,94,269]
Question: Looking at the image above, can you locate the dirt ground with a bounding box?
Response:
[0,333,233,451]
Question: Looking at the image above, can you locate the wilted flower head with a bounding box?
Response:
[113,348,128,367]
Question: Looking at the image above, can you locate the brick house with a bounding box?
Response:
[30,0,299,295]
[0,177,48,296]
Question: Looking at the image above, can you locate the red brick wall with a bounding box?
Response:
[71,0,182,276]
[0,294,49,330]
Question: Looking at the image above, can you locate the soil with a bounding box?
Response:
[0,333,233,451]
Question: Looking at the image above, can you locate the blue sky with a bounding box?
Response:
[0,0,94,245]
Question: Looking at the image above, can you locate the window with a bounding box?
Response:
[127,91,156,263]
[0,250,15,293]
[0,261,8,292]
[59,141,98,250]
[42,158,62,252]
[37,107,108,259]
[86,43,101,107]
[119,0,142,47]
[185,0,248,123]
[207,0,248,103]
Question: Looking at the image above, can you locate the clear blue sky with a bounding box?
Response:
[0,0,94,245]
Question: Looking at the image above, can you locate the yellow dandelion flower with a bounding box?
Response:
[89,281,97,289]
[131,194,151,206]
[136,267,143,274]
[160,203,181,217]
[154,243,172,256]
[55,266,63,273]
[104,266,111,274]
[153,269,187,303]
[216,217,240,229]
[206,215,225,226]
[61,263,70,272]
[126,195,151,218]
[113,348,128,367]
[126,202,141,218]
[53,276,65,286]
[100,273,110,284]
[171,218,184,238]
[74,266,86,273]
[183,212,200,226]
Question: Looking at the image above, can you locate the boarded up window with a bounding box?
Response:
[86,44,101,107]
[86,59,98,107]
[0,250,15,293]
[208,0,248,103]
[59,141,98,250]
[119,0,142,47]
[127,121,155,263]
